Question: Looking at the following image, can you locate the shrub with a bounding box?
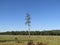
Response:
[27,41,35,45]
[36,42,47,45]
[15,37,20,43]
[36,42,43,45]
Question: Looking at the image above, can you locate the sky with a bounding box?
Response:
[0,0,60,32]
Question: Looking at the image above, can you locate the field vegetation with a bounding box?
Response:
[0,35,60,45]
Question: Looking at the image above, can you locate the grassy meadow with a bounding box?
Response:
[0,35,60,45]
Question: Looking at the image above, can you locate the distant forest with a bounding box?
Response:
[0,30,60,35]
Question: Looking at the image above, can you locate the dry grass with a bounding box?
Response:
[0,35,60,45]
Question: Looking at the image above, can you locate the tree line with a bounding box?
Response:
[0,30,60,35]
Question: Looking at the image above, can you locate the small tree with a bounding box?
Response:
[25,13,31,38]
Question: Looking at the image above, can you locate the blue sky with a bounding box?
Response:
[0,0,60,32]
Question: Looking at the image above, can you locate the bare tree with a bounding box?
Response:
[25,13,31,38]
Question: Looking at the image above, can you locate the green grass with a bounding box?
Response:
[0,35,60,45]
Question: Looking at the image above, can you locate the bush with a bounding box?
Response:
[27,41,35,45]
[15,37,20,43]
[36,42,43,45]
[36,42,47,45]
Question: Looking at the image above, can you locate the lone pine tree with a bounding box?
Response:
[25,13,31,38]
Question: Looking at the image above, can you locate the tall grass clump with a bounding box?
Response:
[15,37,20,43]
[27,40,35,45]
[36,42,47,45]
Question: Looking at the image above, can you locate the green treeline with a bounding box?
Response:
[0,30,60,35]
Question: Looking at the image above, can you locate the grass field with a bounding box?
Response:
[0,35,60,45]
